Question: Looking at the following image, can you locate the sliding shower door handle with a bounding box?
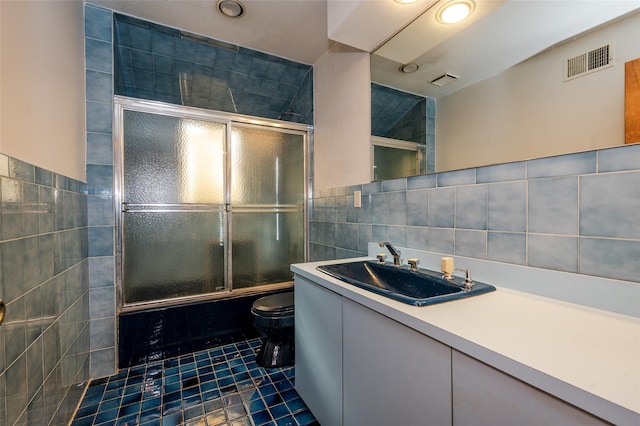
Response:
[0,299,5,326]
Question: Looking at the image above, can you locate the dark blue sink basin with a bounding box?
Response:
[317,260,496,306]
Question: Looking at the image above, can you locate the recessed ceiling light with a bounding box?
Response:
[394,0,420,4]
[399,63,420,73]
[217,0,245,18]
[436,0,475,24]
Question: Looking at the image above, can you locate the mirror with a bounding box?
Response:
[371,83,433,180]
[370,1,640,177]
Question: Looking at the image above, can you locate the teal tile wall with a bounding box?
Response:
[85,4,117,382]
[84,3,317,380]
[112,13,314,124]
[310,144,640,284]
[0,154,90,425]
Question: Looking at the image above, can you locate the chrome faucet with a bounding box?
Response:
[379,242,402,266]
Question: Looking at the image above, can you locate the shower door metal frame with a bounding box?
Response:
[113,96,312,313]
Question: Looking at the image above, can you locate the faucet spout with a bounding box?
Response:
[379,242,402,266]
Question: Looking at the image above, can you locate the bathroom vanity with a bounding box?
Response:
[292,258,640,426]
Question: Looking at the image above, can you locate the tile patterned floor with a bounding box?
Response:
[71,338,318,426]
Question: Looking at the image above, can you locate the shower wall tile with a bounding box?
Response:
[88,195,114,226]
[90,287,116,320]
[90,317,115,351]
[113,14,313,124]
[85,4,112,42]
[88,227,114,257]
[310,143,640,284]
[86,165,113,196]
[87,101,114,136]
[85,39,113,74]
[86,3,117,382]
[86,70,113,103]
[89,257,115,288]
[0,155,89,426]
[90,348,116,380]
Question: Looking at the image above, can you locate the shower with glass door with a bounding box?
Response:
[114,97,308,311]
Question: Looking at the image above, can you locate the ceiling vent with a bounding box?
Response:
[429,73,460,87]
[564,44,613,81]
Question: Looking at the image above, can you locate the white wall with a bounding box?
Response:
[436,12,640,172]
[314,42,371,190]
[0,0,86,181]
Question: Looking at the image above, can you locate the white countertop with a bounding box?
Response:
[291,258,640,426]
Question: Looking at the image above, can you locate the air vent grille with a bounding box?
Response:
[564,44,613,81]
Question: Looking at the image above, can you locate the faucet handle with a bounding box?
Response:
[376,253,387,263]
[408,258,420,271]
[455,268,474,289]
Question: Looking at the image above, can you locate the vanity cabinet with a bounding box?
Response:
[295,276,451,425]
[294,276,343,426]
[451,351,609,426]
[294,273,617,426]
[342,298,452,425]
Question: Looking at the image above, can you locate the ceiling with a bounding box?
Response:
[371,0,640,98]
[88,0,332,65]
[90,0,640,98]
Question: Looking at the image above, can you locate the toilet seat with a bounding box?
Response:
[251,292,294,318]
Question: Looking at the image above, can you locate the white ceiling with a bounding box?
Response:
[90,0,640,98]
[88,0,332,65]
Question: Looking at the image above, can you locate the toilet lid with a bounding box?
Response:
[252,292,294,316]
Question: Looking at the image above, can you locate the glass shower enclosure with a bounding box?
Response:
[114,97,309,310]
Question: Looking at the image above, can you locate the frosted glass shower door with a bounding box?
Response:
[230,126,305,289]
[121,110,227,304]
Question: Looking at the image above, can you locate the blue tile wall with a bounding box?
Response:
[85,4,317,382]
[85,4,117,382]
[0,154,90,426]
[310,143,640,284]
[113,14,313,124]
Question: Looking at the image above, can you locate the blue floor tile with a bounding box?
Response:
[72,337,317,425]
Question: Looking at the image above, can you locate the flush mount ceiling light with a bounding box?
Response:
[394,0,420,4]
[436,0,475,24]
[217,0,245,18]
[399,63,420,73]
